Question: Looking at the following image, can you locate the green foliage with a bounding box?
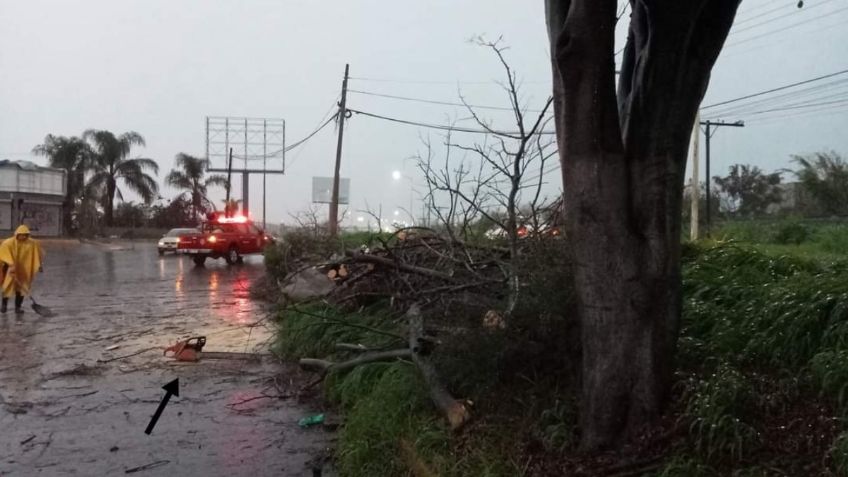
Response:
[680,242,848,468]
[811,349,848,412]
[535,398,578,452]
[684,363,761,460]
[333,362,450,477]
[83,129,159,226]
[793,151,848,216]
[774,222,809,245]
[654,456,716,477]
[830,432,848,476]
[165,153,227,223]
[272,304,400,359]
[329,361,516,477]
[714,164,783,218]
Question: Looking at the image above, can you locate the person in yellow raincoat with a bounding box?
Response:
[0,225,44,314]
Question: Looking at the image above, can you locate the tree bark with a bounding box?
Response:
[106,178,116,227]
[545,0,739,449]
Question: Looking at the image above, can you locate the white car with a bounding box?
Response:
[158,228,198,255]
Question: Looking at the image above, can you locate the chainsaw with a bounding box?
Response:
[163,336,206,362]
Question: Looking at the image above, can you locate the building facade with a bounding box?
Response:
[0,160,67,237]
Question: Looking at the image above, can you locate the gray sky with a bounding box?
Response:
[1,1,846,226]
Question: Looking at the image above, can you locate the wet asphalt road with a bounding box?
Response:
[0,240,331,476]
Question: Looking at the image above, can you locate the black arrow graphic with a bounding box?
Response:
[145,378,179,435]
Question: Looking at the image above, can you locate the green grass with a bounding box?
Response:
[712,219,848,262]
[677,241,848,471]
[273,303,516,476]
[272,303,402,359]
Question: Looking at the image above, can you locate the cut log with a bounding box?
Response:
[406,304,470,430]
[327,269,338,279]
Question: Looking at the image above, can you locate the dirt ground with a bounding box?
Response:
[0,240,333,476]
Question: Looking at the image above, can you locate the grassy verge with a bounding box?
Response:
[273,235,848,475]
[273,304,517,476]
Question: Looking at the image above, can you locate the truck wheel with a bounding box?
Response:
[158,249,165,256]
[193,255,207,266]
[225,246,240,265]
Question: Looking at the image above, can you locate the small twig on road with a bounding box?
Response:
[97,346,160,363]
[35,431,54,459]
[125,460,170,474]
[226,392,293,409]
[55,390,98,401]
[20,435,36,445]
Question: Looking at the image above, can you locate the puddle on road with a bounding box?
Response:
[0,241,333,476]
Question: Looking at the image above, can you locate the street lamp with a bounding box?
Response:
[391,168,418,225]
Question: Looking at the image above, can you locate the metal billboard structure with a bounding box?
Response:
[205,117,286,228]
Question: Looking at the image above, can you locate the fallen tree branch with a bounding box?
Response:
[407,304,470,430]
[345,252,454,281]
[299,349,412,374]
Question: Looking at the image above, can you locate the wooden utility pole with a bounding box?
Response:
[702,119,744,237]
[690,113,700,240]
[328,64,350,237]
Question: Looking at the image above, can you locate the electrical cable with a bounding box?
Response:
[725,5,848,48]
[729,0,837,36]
[703,78,848,118]
[701,68,848,110]
[348,89,547,113]
[346,108,556,136]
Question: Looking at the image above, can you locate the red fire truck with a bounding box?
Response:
[177,213,276,266]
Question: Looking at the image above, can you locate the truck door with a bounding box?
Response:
[237,224,259,253]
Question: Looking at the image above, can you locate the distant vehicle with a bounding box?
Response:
[158,228,199,255]
[177,213,277,266]
[484,222,562,240]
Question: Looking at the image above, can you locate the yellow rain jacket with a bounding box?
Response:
[0,225,44,297]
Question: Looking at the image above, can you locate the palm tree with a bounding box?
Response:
[83,130,160,226]
[222,198,241,217]
[166,153,228,224]
[793,151,848,216]
[32,134,92,235]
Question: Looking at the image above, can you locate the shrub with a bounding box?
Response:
[684,362,761,460]
[774,222,809,245]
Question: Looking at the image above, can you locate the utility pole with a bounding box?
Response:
[225,148,233,218]
[690,112,700,240]
[243,119,249,217]
[328,63,349,238]
[702,119,744,237]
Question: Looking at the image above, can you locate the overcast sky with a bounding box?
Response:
[1,1,846,227]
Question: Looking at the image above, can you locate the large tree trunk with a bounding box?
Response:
[545,0,739,449]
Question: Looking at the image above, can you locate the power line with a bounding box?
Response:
[729,0,837,35]
[230,109,339,161]
[348,89,547,113]
[703,78,848,117]
[725,5,848,47]
[348,76,550,86]
[284,111,339,152]
[701,68,848,110]
[347,108,556,136]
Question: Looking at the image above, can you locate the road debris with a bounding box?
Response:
[298,413,325,428]
[125,460,170,474]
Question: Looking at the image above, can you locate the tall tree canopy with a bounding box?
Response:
[83,130,159,226]
[166,153,228,224]
[714,164,783,217]
[793,151,848,216]
[545,0,741,449]
[32,134,91,234]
